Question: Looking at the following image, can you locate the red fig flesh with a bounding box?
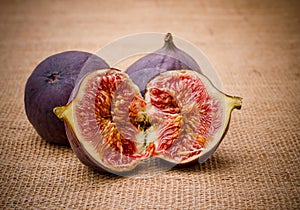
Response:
[144,70,242,164]
[54,69,146,173]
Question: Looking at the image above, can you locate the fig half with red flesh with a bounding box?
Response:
[54,69,147,173]
[54,69,242,173]
[144,70,242,165]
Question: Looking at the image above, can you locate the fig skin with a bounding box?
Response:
[24,51,109,145]
[125,33,202,95]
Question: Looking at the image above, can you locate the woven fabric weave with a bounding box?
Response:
[0,0,299,209]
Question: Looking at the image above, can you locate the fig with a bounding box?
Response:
[54,69,241,174]
[24,51,109,145]
[125,33,202,95]
[144,70,242,165]
[54,69,147,173]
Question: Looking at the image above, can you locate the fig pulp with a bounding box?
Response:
[144,70,242,164]
[25,51,109,145]
[54,69,242,173]
[54,69,147,173]
[125,33,202,95]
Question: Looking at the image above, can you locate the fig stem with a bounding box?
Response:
[53,106,66,119]
[230,96,243,110]
[163,33,176,49]
[164,33,173,43]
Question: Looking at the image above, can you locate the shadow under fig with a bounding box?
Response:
[171,152,235,174]
[84,152,235,178]
[43,137,235,178]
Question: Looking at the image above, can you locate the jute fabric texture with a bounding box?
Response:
[0,0,299,209]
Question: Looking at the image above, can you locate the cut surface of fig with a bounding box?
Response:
[54,69,242,174]
[54,69,146,173]
[144,70,242,164]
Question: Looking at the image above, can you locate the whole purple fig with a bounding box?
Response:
[125,33,202,95]
[25,51,109,145]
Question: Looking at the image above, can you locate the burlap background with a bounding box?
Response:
[1,0,299,209]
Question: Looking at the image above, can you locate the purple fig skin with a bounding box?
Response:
[125,33,202,95]
[24,51,109,145]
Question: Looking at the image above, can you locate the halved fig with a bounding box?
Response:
[53,69,147,173]
[144,70,242,165]
[54,69,242,174]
